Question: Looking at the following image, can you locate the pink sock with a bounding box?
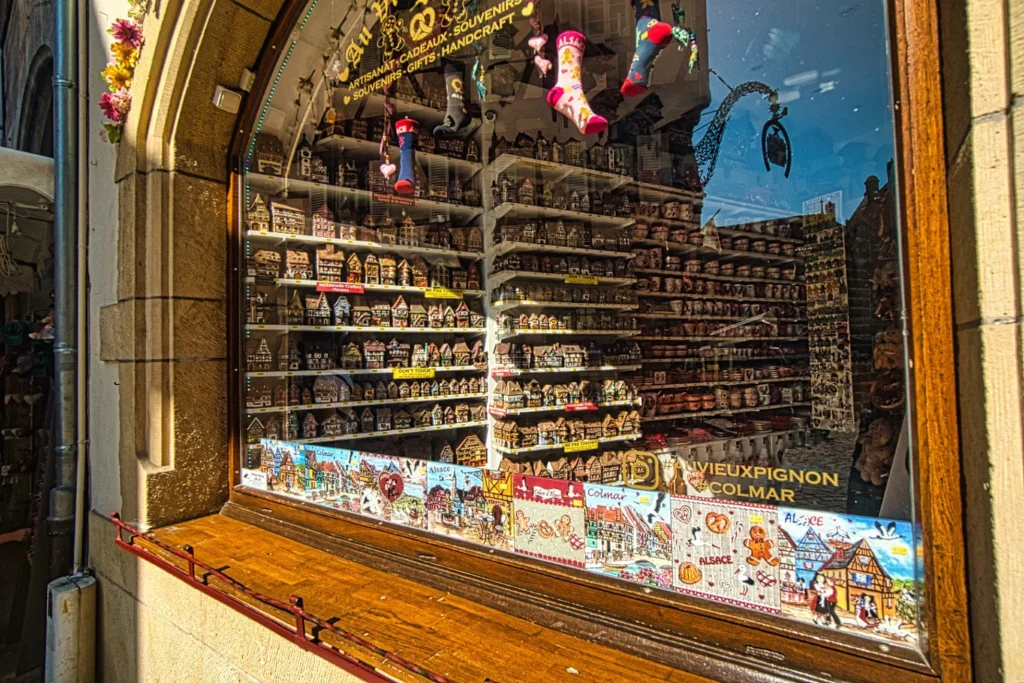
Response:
[546,31,608,136]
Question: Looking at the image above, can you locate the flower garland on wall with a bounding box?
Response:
[98,1,146,143]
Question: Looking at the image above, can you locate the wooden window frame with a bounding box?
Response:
[225,0,969,680]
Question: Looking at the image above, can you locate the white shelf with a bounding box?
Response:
[653,429,804,455]
[489,241,632,260]
[490,365,641,377]
[493,433,641,456]
[632,313,806,323]
[488,154,632,190]
[246,173,483,219]
[491,300,637,312]
[268,420,489,446]
[315,134,482,175]
[245,278,485,298]
[246,324,486,334]
[632,181,704,202]
[246,365,483,379]
[488,399,639,417]
[633,336,805,343]
[631,239,803,265]
[636,290,805,305]
[496,329,640,341]
[633,267,804,284]
[245,231,483,261]
[637,355,807,365]
[486,202,635,229]
[640,402,811,423]
[488,271,635,288]
[632,377,807,391]
[247,393,487,415]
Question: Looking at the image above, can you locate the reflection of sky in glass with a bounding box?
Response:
[703,1,894,223]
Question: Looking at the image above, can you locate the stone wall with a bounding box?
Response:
[1,0,53,152]
[940,0,1024,679]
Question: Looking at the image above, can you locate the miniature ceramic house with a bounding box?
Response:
[455,404,470,423]
[343,409,360,434]
[380,255,397,285]
[332,296,351,325]
[410,304,427,329]
[414,408,432,427]
[411,257,429,287]
[361,408,376,432]
[443,306,457,328]
[341,343,363,369]
[386,338,411,367]
[438,441,455,463]
[430,263,451,288]
[364,254,381,285]
[311,205,336,238]
[345,253,363,283]
[247,195,271,232]
[313,376,340,404]
[398,382,411,399]
[251,250,281,279]
[443,406,457,424]
[305,293,332,326]
[439,343,453,366]
[376,407,393,431]
[469,309,485,328]
[371,302,391,327]
[352,305,372,327]
[452,341,471,366]
[467,264,481,290]
[246,417,266,444]
[601,414,619,438]
[363,340,386,368]
[305,343,335,371]
[427,305,444,329]
[391,296,409,328]
[451,268,468,291]
[316,245,346,282]
[285,250,313,280]
[399,214,418,246]
[394,410,413,430]
[271,202,306,235]
[397,259,412,286]
[303,413,319,439]
[322,412,344,437]
[455,301,470,328]
[247,383,272,409]
[246,337,274,372]
[470,340,486,365]
[565,139,585,167]
[286,291,305,324]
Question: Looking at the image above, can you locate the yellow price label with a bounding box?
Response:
[892,545,909,556]
[749,514,764,524]
[425,287,463,299]
[394,367,436,380]
[564,439,599,453]
[564,274,599,285]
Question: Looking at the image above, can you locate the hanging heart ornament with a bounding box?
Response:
[528,34,547,52]
[534,55,552,75]
[380,154,396,179]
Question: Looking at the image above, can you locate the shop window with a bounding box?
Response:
[233,0,932,675]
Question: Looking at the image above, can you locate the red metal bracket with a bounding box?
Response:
[111,512,494,683]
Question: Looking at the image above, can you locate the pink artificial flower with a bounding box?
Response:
[99,89,131,122]
[109,18,143,48]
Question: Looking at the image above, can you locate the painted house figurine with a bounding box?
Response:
[315,245,345,282]
[363,340,386,368]
[322,412,345,437]
[352,305,372,326]
[565,139,585,167]
[305,343,335,371]
[303,413,319,439]
[429,262,451,288]
[364,254,381,285]
[311,205,336,238]
[247,383,272,409]
[451,268,468,291]
[470,340,487,365]
[455,301,470,328]
[286,291,305,324]
[411,256,429,287]
[410,304,427,329]
[398,213,419,246]
[247,195,271,232]
[397,259,412,286]
[341,342,363,369]
[246,417,266,444]
[381,255,398,286]
[345,253,363,283]
[255,133,285,175]
[246,337,274,372]
[250,250,281,280]
[332,296,351,325]
[284,251,313,280]
[391,296,409,328]
[371,302,391,327]
[277,339,301,371]
[271,202,306,235]
[428,305,444,329]
[361,408,376,432]
[305,293,332,326]
[386,339,411,367]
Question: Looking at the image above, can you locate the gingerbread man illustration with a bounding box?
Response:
[555,514,574,539]
[743,525,780,566]
[515,509,531,534]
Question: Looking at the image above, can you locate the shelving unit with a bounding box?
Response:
[248,393,488,415]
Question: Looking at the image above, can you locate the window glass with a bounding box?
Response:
[238,0,923,653]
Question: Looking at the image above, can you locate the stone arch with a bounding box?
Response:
[99,0,289,527]
[17,46,54,156]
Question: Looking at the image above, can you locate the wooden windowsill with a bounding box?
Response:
[143,513,714,683]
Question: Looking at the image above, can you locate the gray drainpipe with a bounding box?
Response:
[49,0,78,562]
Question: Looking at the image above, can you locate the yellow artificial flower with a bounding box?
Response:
[111,42,138,69]
[102,62,132,91]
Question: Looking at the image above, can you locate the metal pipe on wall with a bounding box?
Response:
[49,0,78,562]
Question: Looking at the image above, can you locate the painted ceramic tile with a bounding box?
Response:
[426,464,512,549]
[670,496,782,614]
[513,475,586,567]
[778,509,919,644]
[249,439,308,499]
[306,446,361,514]
[425,462,458,533]
[479,470,515,552]
[359,455,427,530]
[585,484,672,589]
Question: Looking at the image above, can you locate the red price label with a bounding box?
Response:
[488,407,508,417]
[372,192,415,206]
[491,369,512,378]
[317,282,364,294]
[565,403,597,412]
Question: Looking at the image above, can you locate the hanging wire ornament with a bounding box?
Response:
[527,8,551,75]
[670,3,699,73]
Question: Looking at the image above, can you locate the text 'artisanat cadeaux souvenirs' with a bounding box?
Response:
[342,0,523,99]
[683,461,841,503]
